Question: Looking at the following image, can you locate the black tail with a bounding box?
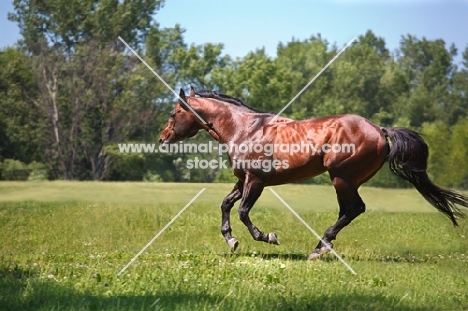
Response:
[381,127,467,226]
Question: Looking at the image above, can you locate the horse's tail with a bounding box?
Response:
[381,127,468,226]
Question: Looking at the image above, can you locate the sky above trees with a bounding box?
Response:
[1,0,467,63]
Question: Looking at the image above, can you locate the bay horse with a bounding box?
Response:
[159,87,468,260]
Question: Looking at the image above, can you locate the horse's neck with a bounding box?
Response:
[193,98,259,143]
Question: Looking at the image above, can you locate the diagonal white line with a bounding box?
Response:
[268,188,357,275]
[117,188,206,276]
[117,36,207,124]
[269,37,357,124]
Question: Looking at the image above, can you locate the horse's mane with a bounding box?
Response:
[195,90,267,114]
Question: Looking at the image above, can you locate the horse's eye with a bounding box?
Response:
[170,112,175,118]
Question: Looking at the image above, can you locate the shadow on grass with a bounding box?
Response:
[260,253,308,261]
[219,247,458,265]
[220,252,308,261]
[0,266,442,311]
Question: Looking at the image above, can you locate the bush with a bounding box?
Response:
[143,171,163,182]
[0,159,48,181]
[0,159,29,180]
[212,168,237,183]
[27,161,48,182]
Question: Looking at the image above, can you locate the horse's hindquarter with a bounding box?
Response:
[322,115,389,185]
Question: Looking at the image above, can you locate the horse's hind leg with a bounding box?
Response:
[238,172,280,245]
[221,180,243,251]
[308,177,365,260]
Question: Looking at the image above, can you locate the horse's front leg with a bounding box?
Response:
[238,173,280,245]
[221,180,243,251]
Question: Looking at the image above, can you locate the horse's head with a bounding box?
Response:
[158,88,204,144]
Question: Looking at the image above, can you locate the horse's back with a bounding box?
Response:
[260,114,387,185]
[268,114,384,144]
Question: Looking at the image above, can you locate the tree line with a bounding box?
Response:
[0,0,467,188]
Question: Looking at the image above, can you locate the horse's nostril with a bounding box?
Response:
[158,138,163,144]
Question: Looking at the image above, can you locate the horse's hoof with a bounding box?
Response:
[228,238,239,252]
[320,242,334,254]
[308,243,333,260]
[307,252,321,261]
[268,232,280,245]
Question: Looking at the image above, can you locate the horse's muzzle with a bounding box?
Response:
[158,129,173,144]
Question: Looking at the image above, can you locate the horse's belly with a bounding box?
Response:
[265,156,326,186]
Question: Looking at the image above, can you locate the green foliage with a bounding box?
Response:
[364,165,409,189]
[142,171,163,182]
[421,121,452,184]
[0,48,41,164]
[27,163,49,182]
[298,172,333,186]
[212,168,238,183]
[9,0,163,50]
[213,48,290,112]
[277,37,332,117]
[421,119,468,189]
[104,143,178,182]
[0,159,29,180]
[450,118,468,188]
[5,0,173,180]
[103,144,147,181]
[0,159,48,181]
[397,36,459,127]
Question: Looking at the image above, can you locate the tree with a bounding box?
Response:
[0,47,40,164]
[171,41,231,90]
[421,121,452,185]
[9,0,163,53]
[214,48,290,113]
[396,35,457,127]
[449,118,468,188]
[449,45,468,125]
[8,0,165,180]
[276,35,333,118]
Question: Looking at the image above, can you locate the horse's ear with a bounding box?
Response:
[179,88,186,101]
[178,88,190,111]
[189,86,195,97]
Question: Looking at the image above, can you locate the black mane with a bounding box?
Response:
[195,90,266,113]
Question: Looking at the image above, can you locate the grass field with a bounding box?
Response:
[1,182,467,310]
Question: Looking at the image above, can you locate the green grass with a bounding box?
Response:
[1,182,467,310]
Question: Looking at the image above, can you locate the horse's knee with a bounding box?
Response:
[220,198,231,211]
[221,191,241,212]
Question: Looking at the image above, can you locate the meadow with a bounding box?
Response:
[0,182,467,310]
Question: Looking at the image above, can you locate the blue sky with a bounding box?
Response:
[1,0,467,62]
